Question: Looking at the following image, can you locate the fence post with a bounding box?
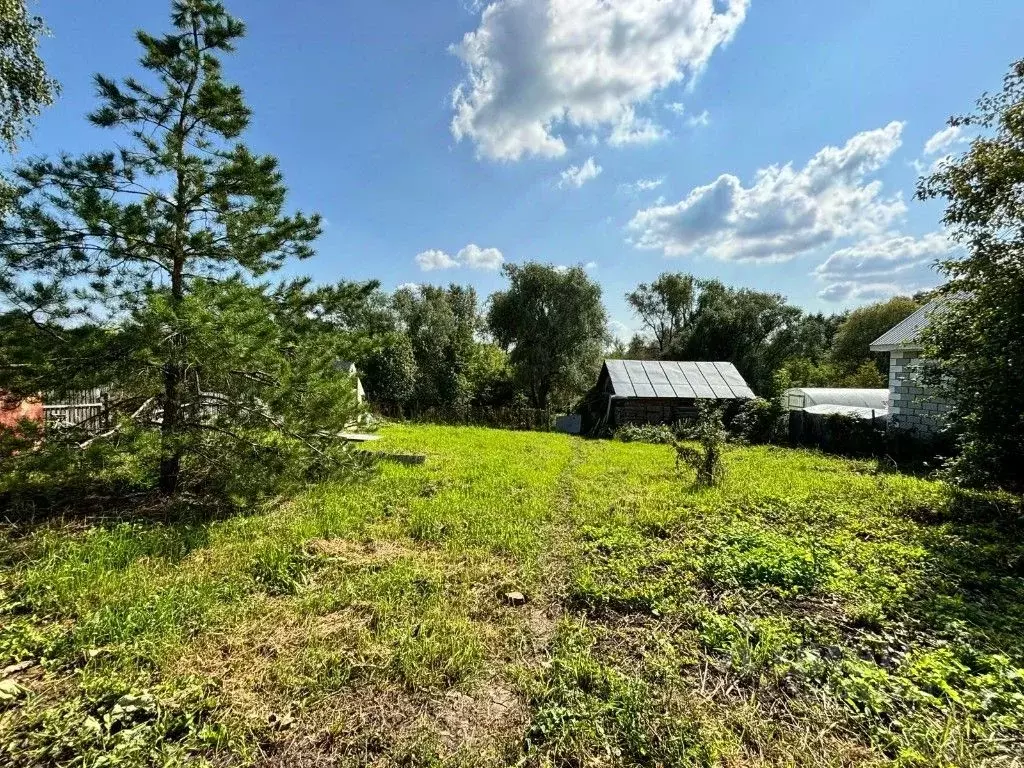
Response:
[101,391,110,430]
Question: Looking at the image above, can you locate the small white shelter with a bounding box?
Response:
[335,361,366,404]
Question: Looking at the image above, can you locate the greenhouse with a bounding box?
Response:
[783,388,889,413]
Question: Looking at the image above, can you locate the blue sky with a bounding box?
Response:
[19,0,1024,338]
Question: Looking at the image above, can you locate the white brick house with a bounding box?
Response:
[870,298,952,434]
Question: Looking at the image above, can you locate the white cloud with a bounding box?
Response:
[609,319,634,342]
[415,244,504,272]
[619,177,665,194]
[584,260,597,270]
[817,282,908,303]
[667,102,686,116]
[449,0,749,161]
[627,122,907,262]
[813,232,954,280]
[687,109,710,127]
[396,282,422,294]
[415,249,459,271]
[558,156,603,188]
[923,125,966,156]
[609,107,668,146]
[457,243,505,270]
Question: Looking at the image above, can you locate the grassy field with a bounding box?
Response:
[1,425,1022,767]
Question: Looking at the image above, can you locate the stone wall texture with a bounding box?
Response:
[887,350,949,434]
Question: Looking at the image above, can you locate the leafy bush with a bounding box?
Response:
[613,423,677,445]
[729,397,786,444]
[673,400,727,487]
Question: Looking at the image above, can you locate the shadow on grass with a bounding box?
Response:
[899,488,1024,654]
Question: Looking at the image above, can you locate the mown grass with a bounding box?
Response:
[1,425,1022,767]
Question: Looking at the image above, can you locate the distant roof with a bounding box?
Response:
[603,359,755,400]
[870,296,952,352]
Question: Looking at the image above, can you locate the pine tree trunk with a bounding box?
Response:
[158,365,181,495]
[159,254,185,496]
[159,46,197,497]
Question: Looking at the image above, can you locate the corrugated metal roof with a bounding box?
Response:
[870,297,951,351]
[604,360,754,400]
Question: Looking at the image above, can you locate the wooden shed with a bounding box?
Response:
[582,359,755,433]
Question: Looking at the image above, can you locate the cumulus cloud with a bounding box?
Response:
[619,177,665,194]
[559,156,603,188]
[817,282,908,303]
[585,260,597,270]
[415,249,459,271]
[457,243,505,270]
[609,108,668,146]
[923,125,966,156]
[813,232,954,280]
[627,122,907,262]
[415,244,504,272]
[449,0,749,161]
[609,319,634,342]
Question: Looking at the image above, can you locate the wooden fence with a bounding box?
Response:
[43,389,109,432]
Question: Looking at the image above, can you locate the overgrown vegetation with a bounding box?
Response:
[2,424,1021,766]
[918,58,1024,493]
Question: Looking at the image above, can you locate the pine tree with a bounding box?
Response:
[1,1,357,497]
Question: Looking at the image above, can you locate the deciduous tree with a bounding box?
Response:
[625,272,695,355]
[917,59,1024,491]
[0,0,58,152]
[829,297,920,378]
[488,263,607,409]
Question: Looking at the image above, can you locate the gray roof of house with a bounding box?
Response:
[603,359,755,400]
[869,297,951,352]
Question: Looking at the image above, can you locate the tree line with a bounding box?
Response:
[1,1,1021,496]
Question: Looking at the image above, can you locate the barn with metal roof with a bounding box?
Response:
[582,359,755,432]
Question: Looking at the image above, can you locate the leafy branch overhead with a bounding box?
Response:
[0,0,59,152]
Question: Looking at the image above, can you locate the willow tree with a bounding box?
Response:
[1,1,359,496]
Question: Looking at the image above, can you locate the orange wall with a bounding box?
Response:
[0,396,43,428]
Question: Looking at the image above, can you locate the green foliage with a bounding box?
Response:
[393,284,480,411]
[613,423,676,445]
[362,332,418,412]
[0,2,361,498]
[673,401,727,487]
[667,279,808,395]
[0,0,59,153]
[624,272,695,354]
[729,396,785,444]
[464,342,517,407]
[917,59,1024,493]
[488,262,608,409]
[829,296,921,377]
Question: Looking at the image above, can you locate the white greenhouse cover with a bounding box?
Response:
[784,388,889,411]
[802,404,888,419]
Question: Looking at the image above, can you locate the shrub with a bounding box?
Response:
[673,401,727,487]
[729,397,785,444]
[614,423,676,445]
